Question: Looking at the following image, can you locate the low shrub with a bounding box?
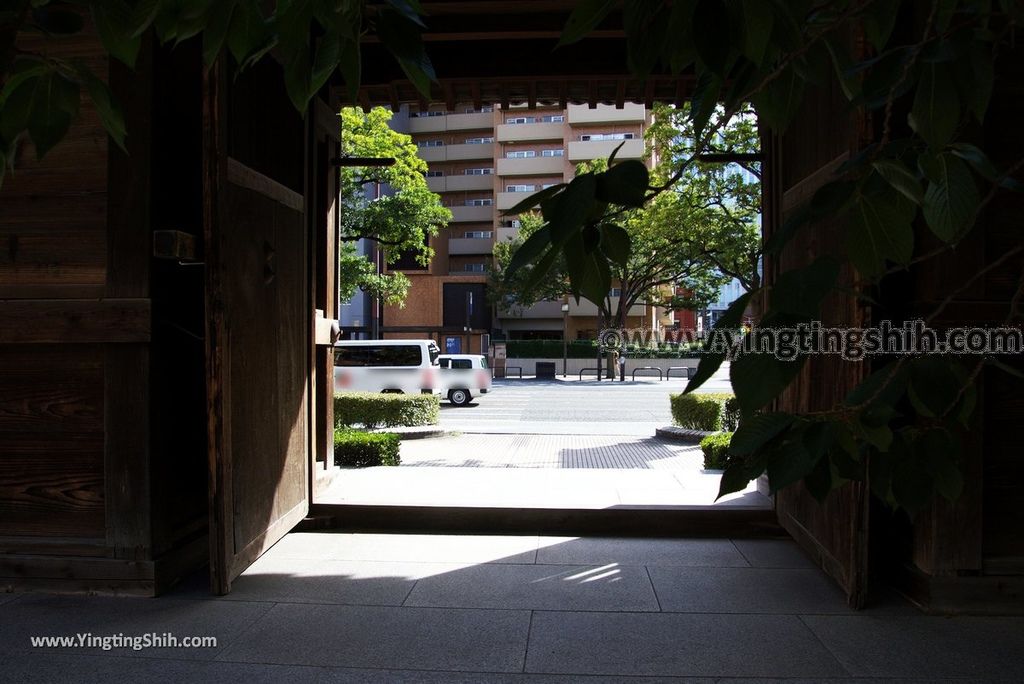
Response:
[669,392,735,431]
[334,429,400,467]
[700,432,733,470]
[334,392,440,429]
[505,339,702,359]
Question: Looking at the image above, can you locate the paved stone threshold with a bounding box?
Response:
[398,433,703,470]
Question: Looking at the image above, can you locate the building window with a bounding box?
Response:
[463,263,487,272]
[499,219,521,229]
[466,199,493,206]
[506,116,535,124]
[579,133,635,141]
[542,114,564,122]
[506,184,536,192]
[464,106,493,113]
[506,150,536,158]
[465,231,493,238]
[541,183,557,189]
[412,111,446,117]
[609,288,622,297]
[417,139,444,147]
[425,170,443,177]
[541,149,564,157]
[464,168,494,175]
[465,136,494,144]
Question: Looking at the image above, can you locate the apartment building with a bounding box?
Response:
[381,103,663,352]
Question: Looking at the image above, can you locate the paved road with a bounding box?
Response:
[439,363,732,436]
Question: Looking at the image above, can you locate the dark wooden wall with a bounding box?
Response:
[0,28,112,560]
[767,23,1024,611]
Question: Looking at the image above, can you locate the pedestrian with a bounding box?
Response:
[607,348,619,379]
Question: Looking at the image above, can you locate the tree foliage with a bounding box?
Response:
[339,106,450,306]
[0,0,433,185]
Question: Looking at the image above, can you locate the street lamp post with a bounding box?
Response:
[561,302,570,377]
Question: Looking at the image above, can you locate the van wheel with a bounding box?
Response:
[448,389,470,406]
[381,389,403,394]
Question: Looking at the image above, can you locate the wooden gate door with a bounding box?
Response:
[203,60,310,594]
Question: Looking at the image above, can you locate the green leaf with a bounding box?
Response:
[376,8,436,98]
[310,31,341,95]
[741,0,773,65]
[909,63,960,149]
[595,160,648,207]
[873,159,923,205]
[557,0,616,47]
[717,460,752,500]
[600,223,631,268]
[692,0,732,75]
[203,0,238,66]
[521,246,561,292]
[907,357,963,418]
[74,63,127,152]
[803,452,834,502]
[767,436,815,495]
[731,412,795,455]
[988,357,1024,380]
[129,0,162,39]
[92,1,142,68]
[731,350,807,414]
[770,257,839,318]
[501,183,565,216]
[284,44,313,113]
[751,65,803,132]
[227,1,271,64]
[862,0,900,51]
[506,225,552,275]
[920,152,979,242]
[846,191,914,278]
[338,37,361,103]
[683,290,754,394]
[14,71,80,159]
[844,362,909,408]
[623,0,667,77]
[689,71,721,141]
[548,175,597,245]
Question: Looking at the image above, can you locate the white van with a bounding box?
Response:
[333,339,441,395]
[438,354,492,406]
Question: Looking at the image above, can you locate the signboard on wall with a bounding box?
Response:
[445,336,462,354]
[493,342,507,359]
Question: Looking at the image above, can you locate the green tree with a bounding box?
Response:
[338,106,450,306]
[647,101,763,295]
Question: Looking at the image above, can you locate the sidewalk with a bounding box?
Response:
[3,531,1023,681]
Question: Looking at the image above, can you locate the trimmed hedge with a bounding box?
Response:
[700,432,733,470]
[334,392,440,429]
[669,392,735,431]
[334,429,400,467]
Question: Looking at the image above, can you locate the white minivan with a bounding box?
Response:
[438,354,492,406]
[333,339,441,395]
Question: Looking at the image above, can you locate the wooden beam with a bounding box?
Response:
[0,299,150,343]
[227,157,304,212]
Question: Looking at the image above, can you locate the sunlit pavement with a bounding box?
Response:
[5,531,1023,681]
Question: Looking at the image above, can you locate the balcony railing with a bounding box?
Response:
[495,156,565,176]
[495,121,564,143]
[567,138,644,162]
[448,237,494,255]
[426,174,493,193]
[409,112,493,133]
[567,103,646,125]
[417,143,494,163]
[449,205,494,222]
